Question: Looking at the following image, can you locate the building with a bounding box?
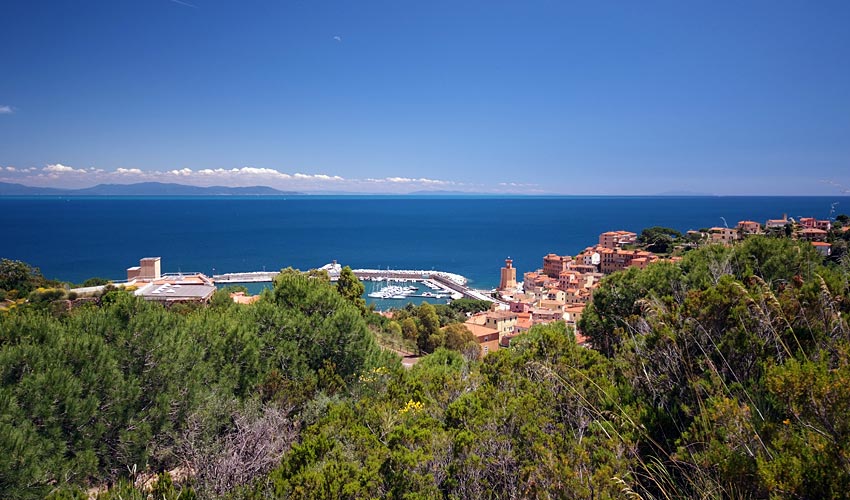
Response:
[125,257,217,304]
[816,219,832,231]
[599,248,658,274]
[558,270,582,290]
[466,310,518,343]
[811,242,832,257]
[799,228,828,242]
[230,291,261,304]
[499,258,518,290]
[564,304,585,322]
[464,322,501,356]
[708,227,740,244]
[135,273,217,304]
[799,217,817,229]
[127,257,162,281]
[800,218,832,231]
[599,230,637,250]
[542,254,572,278]
[737,220,762,235]
[523,271,557,295]
[766,215,789,229]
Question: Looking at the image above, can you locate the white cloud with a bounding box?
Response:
[169,168,194,176]
[115,168,143,175]
[0,105,13,114]
[231,167,292,178]
[370,176,451,185]
[192,166,296,179]
[45,163,87,174]
[294,172,344,181]
[498,182,539,188]
[4,166,16,172]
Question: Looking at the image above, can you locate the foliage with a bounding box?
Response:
[335,265,367,314]
[638,226,683,253]
[0,258,49,298]
[4,236,850,498]
[80,277,111,288]
[0,266,380,498]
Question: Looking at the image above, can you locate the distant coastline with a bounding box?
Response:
[0,181,304,197]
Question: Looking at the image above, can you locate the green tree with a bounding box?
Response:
[0,258,45,296]
[638,226,682,253]
[443,322,478,358]
[335,266,366,314]
[80,277,110,288]
[417,302,443,353]
[401,317,419,345]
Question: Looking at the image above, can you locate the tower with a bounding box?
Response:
[499,258,517,291]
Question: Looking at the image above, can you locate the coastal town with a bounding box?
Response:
[457,213,847,356]
[56,212,848,363]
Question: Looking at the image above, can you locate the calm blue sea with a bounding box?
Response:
[1,196,846,288]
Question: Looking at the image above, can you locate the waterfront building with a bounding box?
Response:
[499,258,518,290]
[708,227,740,244]
[737,220,762,235]
[800,218,832,231]
[542,253,572,278]
[136,273,216,304]
[123,257,216,304]
[766,215,789,229]
[127,257,162,281]
[599,248,658,274]
[599,230,637,250]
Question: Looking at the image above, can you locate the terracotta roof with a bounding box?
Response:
[487,310,518,320]
[464,322,500,339]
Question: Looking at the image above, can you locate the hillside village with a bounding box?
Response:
[458,213,849,355]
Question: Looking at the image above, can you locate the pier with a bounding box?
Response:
[213,271,280,283]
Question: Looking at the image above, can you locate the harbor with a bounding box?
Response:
[213,263,499,305]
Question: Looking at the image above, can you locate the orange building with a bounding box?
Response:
[499,258,517,290]
[737,220,761,235]
[600,248,658,274]
[464,322,501,356]
[599,230,637,250]
[542,254,572,278]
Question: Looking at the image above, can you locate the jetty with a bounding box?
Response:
[212,271,279,283]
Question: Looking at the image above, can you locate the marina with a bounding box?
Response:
[213,264,499,305]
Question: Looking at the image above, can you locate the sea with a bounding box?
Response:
[1,196,846,291]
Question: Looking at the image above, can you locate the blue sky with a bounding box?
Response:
[1,0,849,194]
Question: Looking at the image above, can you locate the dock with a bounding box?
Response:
[212,271,280,283]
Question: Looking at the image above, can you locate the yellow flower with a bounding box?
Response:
[399,399,424,415]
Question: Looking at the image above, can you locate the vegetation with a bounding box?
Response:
[637,226,682,254]
[3,234,850,498]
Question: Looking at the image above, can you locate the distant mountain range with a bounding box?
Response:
[0,182,303,196]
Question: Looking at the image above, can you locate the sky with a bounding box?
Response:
[1,0,849,195]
